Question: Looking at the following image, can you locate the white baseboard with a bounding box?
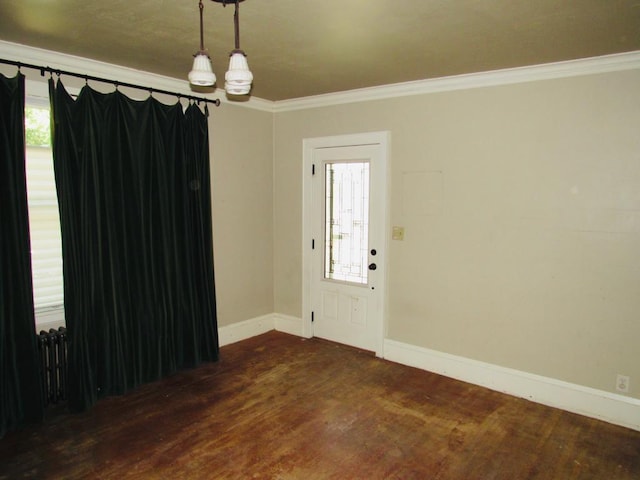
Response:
[273,313,306,337]
[217,317,639,431]
[384,339,640,432]
[218,314,304,347]
[218,315,276,347]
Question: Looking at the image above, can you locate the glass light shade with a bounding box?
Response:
[188,52,216,86]
[224,51,253,95]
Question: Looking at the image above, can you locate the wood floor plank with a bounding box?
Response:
[1,331,638,479]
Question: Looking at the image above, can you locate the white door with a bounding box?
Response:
[303,132,388,356]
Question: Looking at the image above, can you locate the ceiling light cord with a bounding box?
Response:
[234,0,240,51]
[198,0,206,53]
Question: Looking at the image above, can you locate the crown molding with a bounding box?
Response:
[0,40,274,112]
[273,50,640,113]
[2,40,639,114]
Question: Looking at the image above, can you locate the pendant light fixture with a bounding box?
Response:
[224,0,253,95]
[188,0,216,86]
[188,0,253,96]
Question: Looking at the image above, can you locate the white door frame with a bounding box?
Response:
[302,131,390,357]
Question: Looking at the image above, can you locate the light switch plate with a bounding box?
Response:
[392,226,405,241]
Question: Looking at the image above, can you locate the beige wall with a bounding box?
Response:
[273,69,640,398]
[7,53,639,399]
[210,103,274,326]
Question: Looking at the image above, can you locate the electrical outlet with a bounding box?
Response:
[616,374,630,393]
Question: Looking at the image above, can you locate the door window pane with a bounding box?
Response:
[324,162,370,284]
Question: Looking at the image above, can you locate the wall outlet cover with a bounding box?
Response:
[616,374,630,393]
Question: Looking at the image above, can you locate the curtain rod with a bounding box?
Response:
[0,58,221,107]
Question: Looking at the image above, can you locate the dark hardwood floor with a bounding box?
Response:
[1,331,639,479]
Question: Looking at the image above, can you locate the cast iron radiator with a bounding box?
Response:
[37,327,68,406]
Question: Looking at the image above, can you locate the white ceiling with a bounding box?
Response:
[0,0,639,101]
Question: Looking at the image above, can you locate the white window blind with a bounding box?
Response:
[25,105,64,311]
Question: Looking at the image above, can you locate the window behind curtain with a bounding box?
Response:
[24,104,64,317]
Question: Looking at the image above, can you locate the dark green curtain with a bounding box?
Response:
[0,73,45,438]
[49,79,219,412]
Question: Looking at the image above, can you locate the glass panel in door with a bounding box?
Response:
[324,161,370,284]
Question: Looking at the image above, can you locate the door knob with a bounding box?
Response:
[368,263,377,270]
